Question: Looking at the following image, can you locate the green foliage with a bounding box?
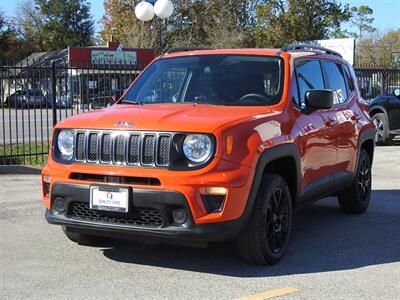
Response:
[34,0,94,50]
[254,0,351,47]
[0,9,18,61]
[350,5,375,40]
[101,0,259,52]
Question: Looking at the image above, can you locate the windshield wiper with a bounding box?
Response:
[120,99,144,105]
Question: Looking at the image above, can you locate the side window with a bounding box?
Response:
[295,60,325,104]
[322,61,348,104]
[343,65,355,93]
[292,74,300,106]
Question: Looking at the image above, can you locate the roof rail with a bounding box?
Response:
[280,44,343,58]
[165,47,214,54]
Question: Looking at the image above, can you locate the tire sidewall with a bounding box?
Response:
[372,113,389,145]
[353,150,372,211]
[257,175,293,263]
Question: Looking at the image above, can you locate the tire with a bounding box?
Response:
[338,149,371,214]
[372,113,391,145]
[62,226,108,246]
[237,174,293,265]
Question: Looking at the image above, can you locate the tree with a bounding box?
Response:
[101,0,259,52]
[350,5,375,40]
[0,9,31,62]
[16,0,47,52]
[34,0,95,50]
[356,29,400,66]
[101,0,156,50]
[253,0,351,48]
[0,10,13,61]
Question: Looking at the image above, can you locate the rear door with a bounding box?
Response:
[293,59,337,199]
[321,61,357,177]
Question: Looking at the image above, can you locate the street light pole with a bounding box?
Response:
[134,0,174,51]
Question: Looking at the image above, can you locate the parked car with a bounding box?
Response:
[7,89,46,108]
[368,88,400,145]
[47,94,73,108]
[42,45,375,265]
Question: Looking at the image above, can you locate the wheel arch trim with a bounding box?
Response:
[240,143,301,228]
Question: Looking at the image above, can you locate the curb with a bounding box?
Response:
[0,165,42,175]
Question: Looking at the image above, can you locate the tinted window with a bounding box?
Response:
[343,65,355,93]
[123,55,284,106]
[323,61,348,104]
[295,60,325,104]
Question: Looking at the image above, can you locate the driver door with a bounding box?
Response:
[293,59,337,201]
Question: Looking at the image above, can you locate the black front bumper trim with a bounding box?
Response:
[46,182,243,244]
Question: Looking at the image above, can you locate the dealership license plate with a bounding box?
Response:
[90,186,129,213]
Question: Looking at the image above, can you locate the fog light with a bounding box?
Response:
[172,209,188,225]
[54,197,66,213]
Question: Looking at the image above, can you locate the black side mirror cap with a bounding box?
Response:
[304,89,334,112]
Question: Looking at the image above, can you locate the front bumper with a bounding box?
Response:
[46,182,244,244]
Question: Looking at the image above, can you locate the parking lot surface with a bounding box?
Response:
[1,146,399,299]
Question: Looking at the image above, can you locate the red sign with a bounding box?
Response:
[68,42,156,68]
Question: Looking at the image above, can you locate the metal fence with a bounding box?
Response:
[1,61,399,166]
[1,59,144,165]
[354,65,400,101]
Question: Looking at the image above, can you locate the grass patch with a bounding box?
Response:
[0,142,49,166]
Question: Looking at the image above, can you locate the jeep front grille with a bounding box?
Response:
[74,130,172,168]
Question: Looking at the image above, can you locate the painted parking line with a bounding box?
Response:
[235,287,299,300]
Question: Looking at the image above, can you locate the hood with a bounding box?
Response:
[57,103,273,132]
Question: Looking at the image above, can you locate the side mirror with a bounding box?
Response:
[304,89,334,112]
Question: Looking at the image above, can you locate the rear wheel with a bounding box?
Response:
[62,226,108,246]
[237,174,292,265]
[372,113,391,145]
[338,149,371,214]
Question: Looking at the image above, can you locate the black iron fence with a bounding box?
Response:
[354,65,400,101]
[1,59,144,165]
[1,61,399,166]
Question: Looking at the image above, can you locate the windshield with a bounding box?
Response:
[121,55,284,106]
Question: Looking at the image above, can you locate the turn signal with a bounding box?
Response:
[225,135,233,155]
[199,187,227,196]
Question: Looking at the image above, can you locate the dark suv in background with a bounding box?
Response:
[368,88,400,145]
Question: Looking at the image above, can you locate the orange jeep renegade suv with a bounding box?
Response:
[42,45,375,265]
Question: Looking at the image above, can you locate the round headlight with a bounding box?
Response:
[57,130,74,160]
[183,134,213,163]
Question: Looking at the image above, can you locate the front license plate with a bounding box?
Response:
[90,186,129,213]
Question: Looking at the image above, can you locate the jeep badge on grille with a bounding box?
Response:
[113,121,133,128]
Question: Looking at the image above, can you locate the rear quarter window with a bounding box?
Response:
[322,61,348,104]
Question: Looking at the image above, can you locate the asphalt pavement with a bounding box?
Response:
[0,146,399,299]
[1,108,79,144]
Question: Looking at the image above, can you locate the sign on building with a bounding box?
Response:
[91,50,137,65]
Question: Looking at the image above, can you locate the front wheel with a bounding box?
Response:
[237,174,293,265]
[338,149,371,214]
[372,113,391,145]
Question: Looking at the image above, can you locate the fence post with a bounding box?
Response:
[51,61,57,126]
